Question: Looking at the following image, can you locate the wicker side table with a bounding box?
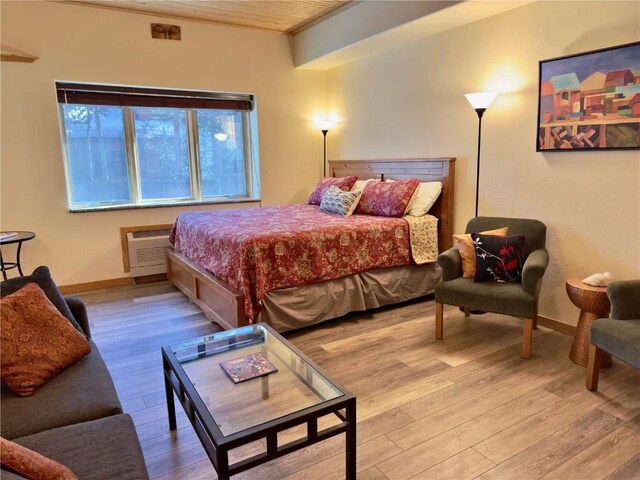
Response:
[566,277,612,368]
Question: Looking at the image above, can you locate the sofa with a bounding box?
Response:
[1,267,149,479]
[586,280,640,391]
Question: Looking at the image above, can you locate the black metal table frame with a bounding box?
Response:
[162,324,357,480]
[0,232,36,280]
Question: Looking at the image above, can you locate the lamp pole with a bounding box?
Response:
[322,129,328,177]
[464,92,497,218]
[474,108,486,218]
[315,119,335,178]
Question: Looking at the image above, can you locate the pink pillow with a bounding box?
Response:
[355,179,420,217]
[308,176,358,205]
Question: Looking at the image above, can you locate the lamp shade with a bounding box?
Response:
[314,119,335,131]
[464,92,498,109]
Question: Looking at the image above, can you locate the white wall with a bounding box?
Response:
[1,1,327,286]
[327,1,640,324]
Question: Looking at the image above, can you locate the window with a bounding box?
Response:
[56,82,259,211]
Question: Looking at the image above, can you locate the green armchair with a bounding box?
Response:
[435,217,549,359]
[586,280,640,391]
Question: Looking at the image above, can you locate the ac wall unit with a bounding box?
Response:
[126,228,172,277]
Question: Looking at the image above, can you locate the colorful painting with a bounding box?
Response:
[537,42,640,151]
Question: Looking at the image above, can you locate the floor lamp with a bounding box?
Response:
[315,119,335,177]
[464,92,498,218]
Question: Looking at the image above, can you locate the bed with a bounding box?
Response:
[166,157,455,331]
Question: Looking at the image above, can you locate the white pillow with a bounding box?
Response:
[320,185,362,216]
[406,181,442,216]
[351,178,379,192]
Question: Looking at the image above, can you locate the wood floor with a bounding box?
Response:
[78,281,640,480]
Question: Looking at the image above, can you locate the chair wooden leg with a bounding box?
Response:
[586,344,602,391]
[435,302,444,339]
[522,318,533,359]
[463,307,470,318]
[532,316,538,329]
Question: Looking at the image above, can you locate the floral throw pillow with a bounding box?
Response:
[0,436,78,479]
[320,186,362,216]
[308,176,358,205]
[472,233,526,283]
[454,227,509,278]
[355,178,420,217]
[1,283,91,397]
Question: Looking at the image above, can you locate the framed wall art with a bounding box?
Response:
[537,41,640,151]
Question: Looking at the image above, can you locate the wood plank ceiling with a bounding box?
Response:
[62,0,353,34]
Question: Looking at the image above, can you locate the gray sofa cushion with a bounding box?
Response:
[435,277,537,319]
[466,217,547,257]
[65,296,91,338]
[590,318,640,369]
[608,280,640,320]
[12,414,149,480]
[1,340,122,439]
[0,266,83,334]
[0,470,23,479]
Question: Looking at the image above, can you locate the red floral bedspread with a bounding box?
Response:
[170,204,413,322]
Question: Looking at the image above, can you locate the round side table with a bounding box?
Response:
[566,277,612,368]
[0,231,36,280]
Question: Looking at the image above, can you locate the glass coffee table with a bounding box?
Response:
[162,323,356,479]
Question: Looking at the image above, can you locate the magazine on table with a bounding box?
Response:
[220,352,278,383]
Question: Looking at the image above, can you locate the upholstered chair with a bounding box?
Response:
[434,217,549,359]
[586,280,640,391]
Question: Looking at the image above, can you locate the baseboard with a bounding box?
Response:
[537,315,576,336]
[59,277,133,294]
[59,273,167,294]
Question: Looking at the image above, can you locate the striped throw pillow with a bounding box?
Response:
[320,186,362,216]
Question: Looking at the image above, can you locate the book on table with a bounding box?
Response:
[220,352,278,384]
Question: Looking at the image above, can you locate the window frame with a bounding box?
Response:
[56,83,260,212]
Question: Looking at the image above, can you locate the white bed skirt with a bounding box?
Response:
[258,263,442,332]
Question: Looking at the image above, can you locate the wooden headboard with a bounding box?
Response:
[329,158,456,251]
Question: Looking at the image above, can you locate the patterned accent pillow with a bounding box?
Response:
[355,178,420,217]
[0,437,78,479]
[472,233,526,283]
[308,176,358,205]
[320,186,362,216]
[1,283,91,397]
[454,227,509,278]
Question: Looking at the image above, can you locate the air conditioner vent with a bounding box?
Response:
[136,247,161,264]
[125,227,172,277]
[131,228,172,239]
